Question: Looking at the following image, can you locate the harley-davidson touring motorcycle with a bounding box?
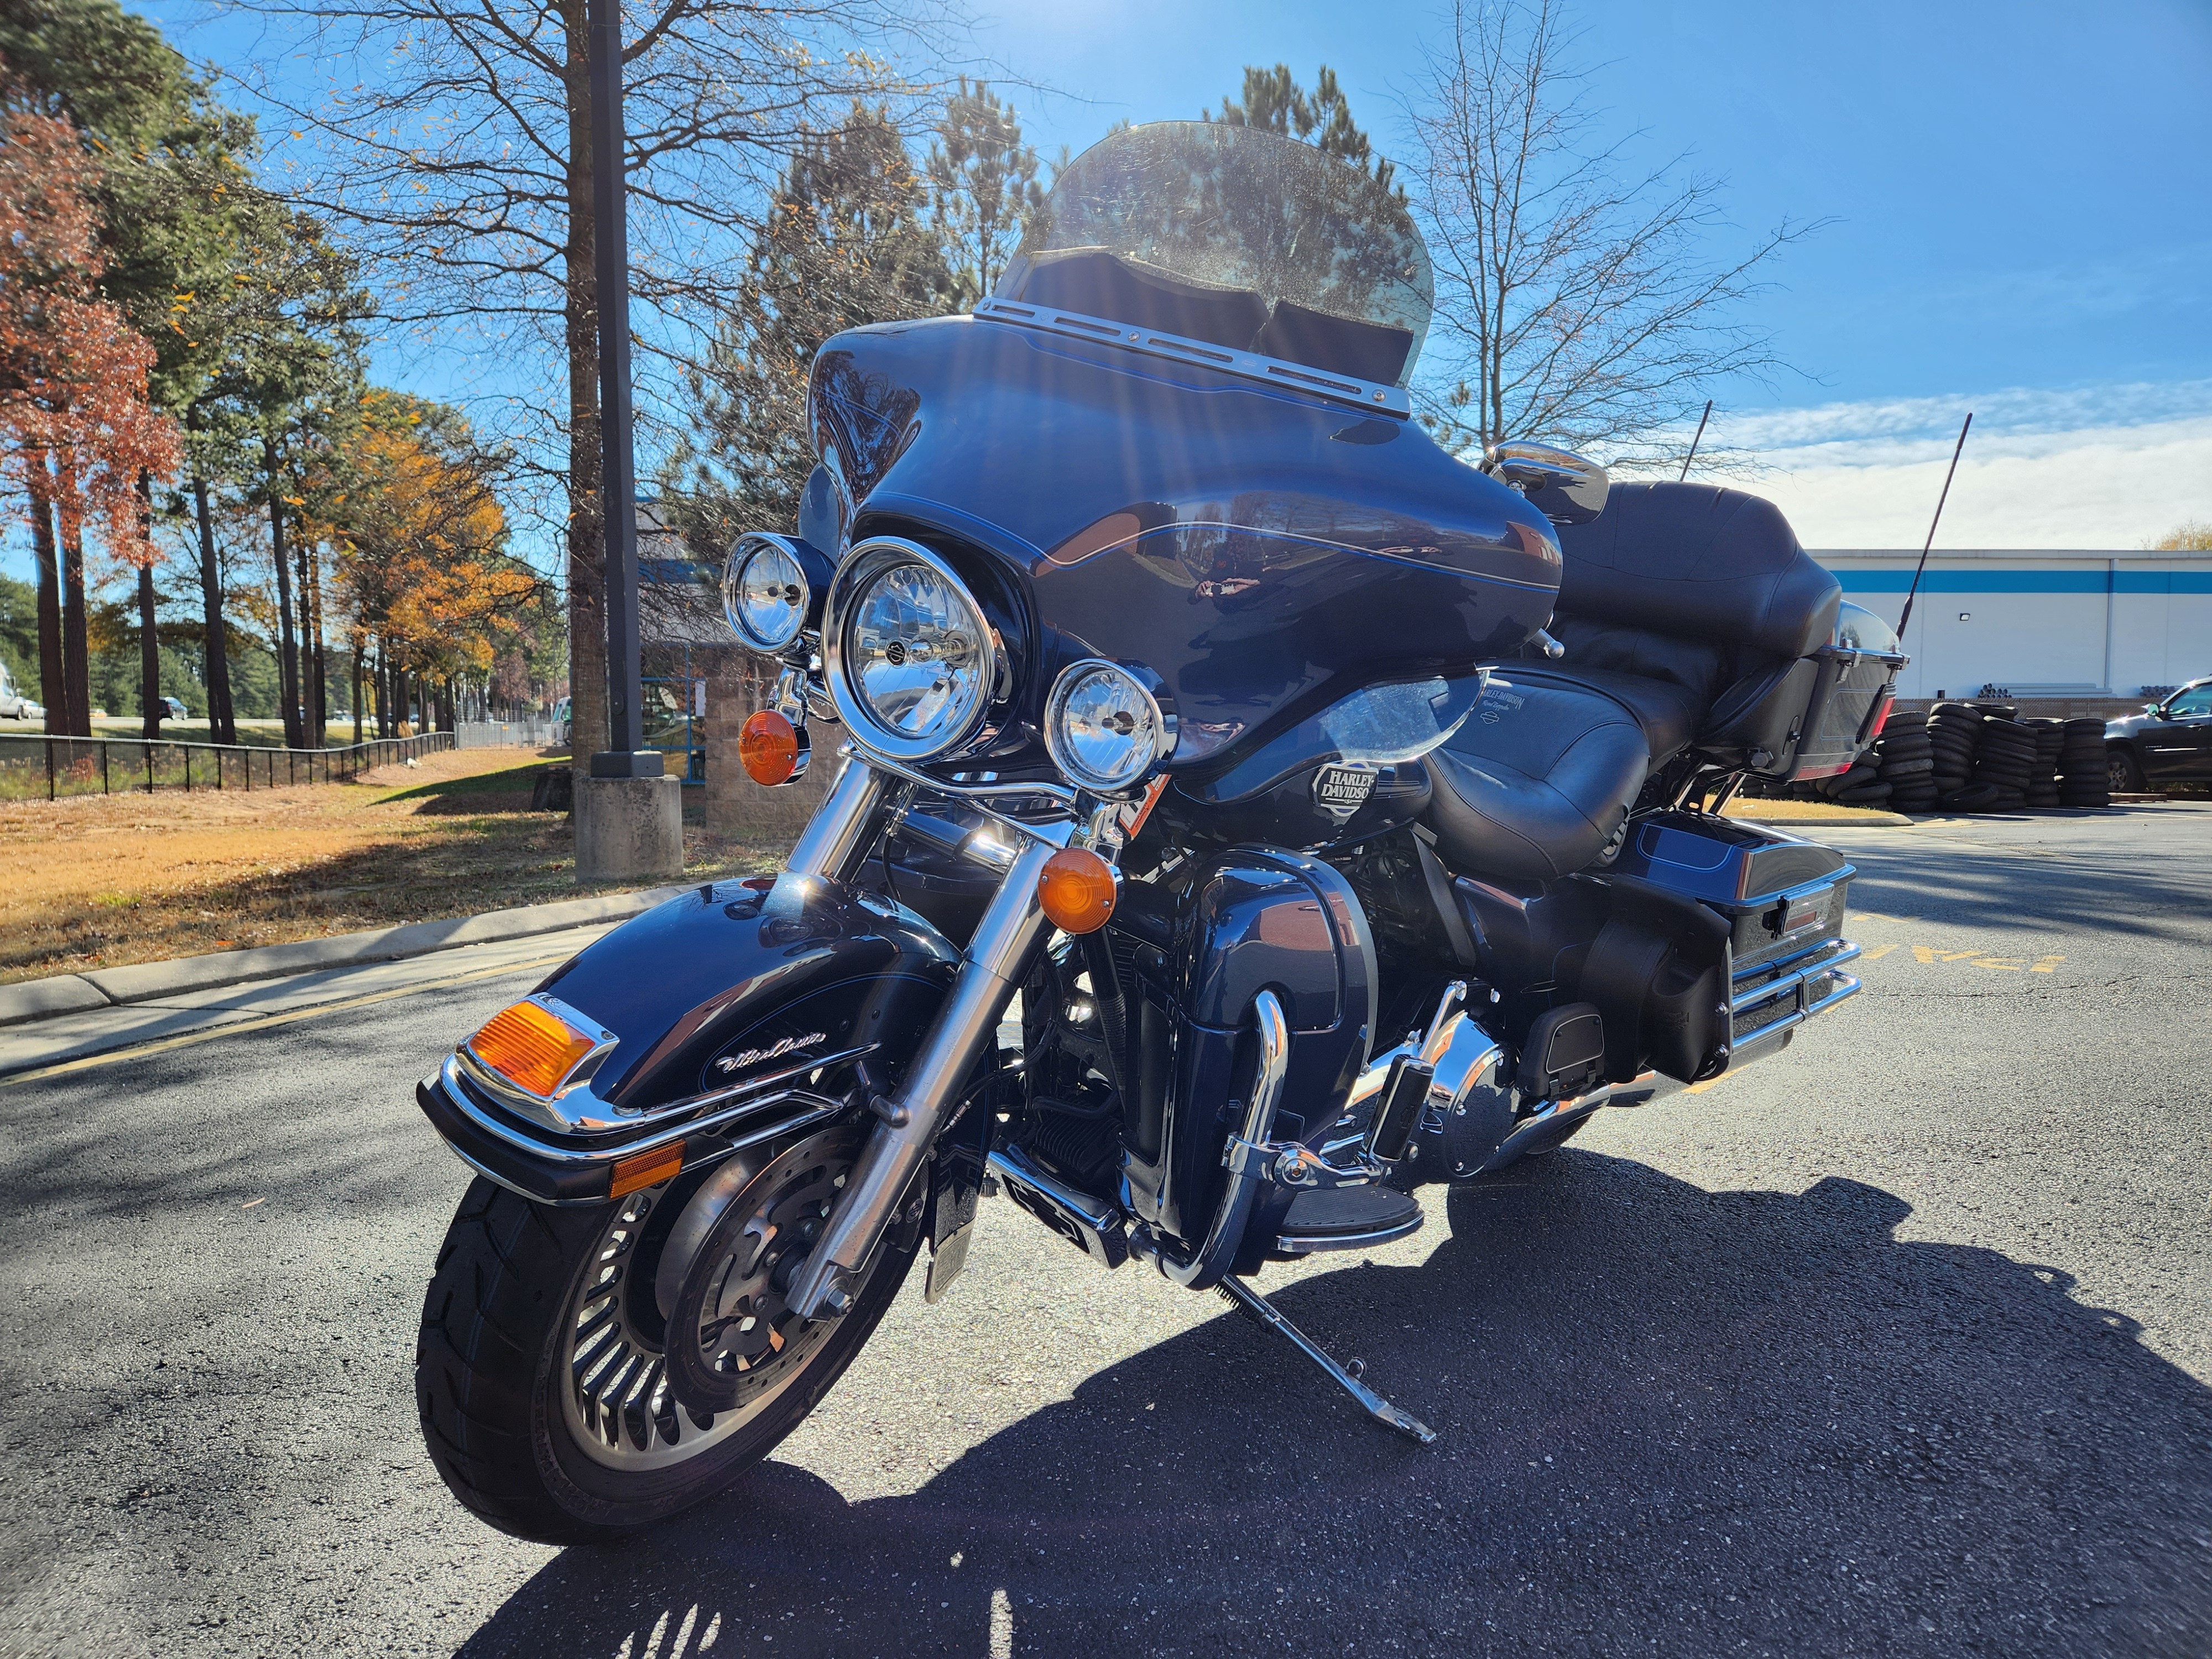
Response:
[413,122,1903,1541]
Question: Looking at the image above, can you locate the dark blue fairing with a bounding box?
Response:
[808,316,1562,773]
[535,876,961,1113]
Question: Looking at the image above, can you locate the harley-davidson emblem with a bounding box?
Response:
[715,1032,828,1074]
[1312,763,1378,821]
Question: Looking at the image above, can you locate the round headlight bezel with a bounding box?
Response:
[722,533,811,654]
[824,536,1003,764]
[1044,658,1174,796]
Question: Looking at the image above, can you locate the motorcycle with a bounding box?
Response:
[412,121,1903,1542]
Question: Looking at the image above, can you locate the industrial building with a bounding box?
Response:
[1813,547,2212,703]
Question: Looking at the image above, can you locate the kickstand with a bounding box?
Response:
[1217,1276,1437,1445]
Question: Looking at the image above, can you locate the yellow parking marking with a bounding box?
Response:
[1860,943,1900,962]
[0,950,573,1090]
[1903,943,2060,969]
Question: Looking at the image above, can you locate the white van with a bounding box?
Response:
[0,664,27,720]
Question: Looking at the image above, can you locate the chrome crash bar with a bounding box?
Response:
[1134,988,1293,1292]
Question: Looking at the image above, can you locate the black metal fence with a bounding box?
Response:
[0,731,456,802]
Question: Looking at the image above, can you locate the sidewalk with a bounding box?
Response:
[0,924,624,1083]
[0,886,687,1082]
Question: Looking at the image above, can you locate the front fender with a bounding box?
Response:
[416,874,962,1203]
[541,875,961,1113]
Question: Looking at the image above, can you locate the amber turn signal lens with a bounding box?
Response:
[739,709,800,785]
[468,1001,596,1099]
[1037,847,1117,933]
[609,1140,685,1198]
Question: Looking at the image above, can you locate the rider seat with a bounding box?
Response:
[1421,484,1842,881]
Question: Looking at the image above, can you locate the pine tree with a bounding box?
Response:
[1207,64,1397,192]
[666,103,945,552]
[928,80,1045,312]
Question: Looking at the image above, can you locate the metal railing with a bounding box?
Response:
[455,717,561,749]
[0,730,456,801]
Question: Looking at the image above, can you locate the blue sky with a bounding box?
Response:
[11,0,2208,590]
[971,0,2212,547]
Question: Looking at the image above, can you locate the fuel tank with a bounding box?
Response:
[808,315,1562,774]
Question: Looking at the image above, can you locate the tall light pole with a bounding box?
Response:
[573,0,682,879]
[587,0,653,780]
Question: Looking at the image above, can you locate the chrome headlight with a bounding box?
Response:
[722,533,810,653]
[1045,659,1172,794]
[825,538,999,762]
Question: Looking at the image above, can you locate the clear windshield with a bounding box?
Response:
[999,122,1433,388]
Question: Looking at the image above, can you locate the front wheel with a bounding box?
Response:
[2107,747,2145,792]
[415,1124,915,1543]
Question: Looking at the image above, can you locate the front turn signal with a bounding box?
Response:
[739,709,801,785]
[468,1000,597,1099]
[1037,847,1117,933]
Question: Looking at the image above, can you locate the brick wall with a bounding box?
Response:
[702,653,834,840]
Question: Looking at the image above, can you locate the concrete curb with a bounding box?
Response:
[1730,809,1916,829]
[0,886,686,1029]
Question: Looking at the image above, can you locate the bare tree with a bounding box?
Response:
[220,0,956,766]
[1407,0,1817,466]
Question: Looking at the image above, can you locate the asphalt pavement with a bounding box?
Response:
[2,804,2208,1658]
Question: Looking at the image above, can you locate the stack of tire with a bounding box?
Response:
[1927,701,1994,810]
[2059,717,2111,807]
[1871,709,1938,813]
[2022,718,2064,808]
[1969,705,2035,811]
[1825,750,1890,808]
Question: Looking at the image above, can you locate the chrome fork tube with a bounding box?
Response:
[787,753,890,883]
[786,832,1058,1318]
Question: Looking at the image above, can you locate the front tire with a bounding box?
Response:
[415,1143,915,1543]
[2107,747,2145,792]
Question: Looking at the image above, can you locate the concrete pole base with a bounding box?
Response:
[575,774,685,882]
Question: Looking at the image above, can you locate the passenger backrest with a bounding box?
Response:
[1553,483,1841,664]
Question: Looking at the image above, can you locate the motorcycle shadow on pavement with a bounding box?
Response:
[459,1149,2212,1658]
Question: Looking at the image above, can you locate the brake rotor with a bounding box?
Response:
[662,1125,863,1415]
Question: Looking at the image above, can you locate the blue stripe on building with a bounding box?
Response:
[1831,570,2212,594]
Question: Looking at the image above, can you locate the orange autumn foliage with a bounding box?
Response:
[0,98,181,566]
[321,411,531,677]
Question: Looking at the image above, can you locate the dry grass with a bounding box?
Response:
[0,746,789,984]
[1723,799,1911,824]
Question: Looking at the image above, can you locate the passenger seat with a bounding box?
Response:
[1420,483,1843,881]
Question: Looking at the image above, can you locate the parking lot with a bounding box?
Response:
[2,804,2208,1658]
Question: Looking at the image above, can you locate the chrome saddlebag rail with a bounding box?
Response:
[1728,936,1864,1067]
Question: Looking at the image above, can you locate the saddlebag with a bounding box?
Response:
[1456,810,1857,1087]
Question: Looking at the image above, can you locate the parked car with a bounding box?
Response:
[0,664,24,718]
[2108,676,2212,789]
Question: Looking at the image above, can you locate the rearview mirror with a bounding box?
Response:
[1480,441,1609,527]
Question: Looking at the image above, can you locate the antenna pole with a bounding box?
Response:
[1896,413,1972,641]
[1678,399,1713,481]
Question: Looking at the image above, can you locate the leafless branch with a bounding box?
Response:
[1406,0,1824,467]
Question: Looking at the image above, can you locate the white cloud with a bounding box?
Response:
[1685,385,2212,549]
